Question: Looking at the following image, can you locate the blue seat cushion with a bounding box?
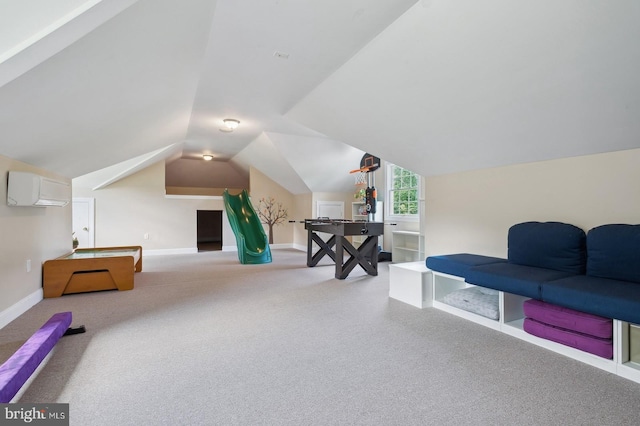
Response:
[425,253,506,278]
[587,224,640,283]
[508,221,586,274]
[542,275,640,325]
[466,263,574,299]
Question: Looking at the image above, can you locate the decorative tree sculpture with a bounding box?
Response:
[256,196,288,244]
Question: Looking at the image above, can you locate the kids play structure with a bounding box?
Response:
[350,153,380,220]
[223,189,272,264]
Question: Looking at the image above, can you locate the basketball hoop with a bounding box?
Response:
[354,171,367,186]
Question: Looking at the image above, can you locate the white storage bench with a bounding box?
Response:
[430,270,640,385]
[389,261,432,308]
[388,265,640,384]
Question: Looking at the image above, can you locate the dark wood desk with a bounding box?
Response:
[304,219,384,279]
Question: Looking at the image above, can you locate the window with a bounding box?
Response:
[387,163,420,220]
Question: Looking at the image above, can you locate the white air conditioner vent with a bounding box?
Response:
[7,171,70,207]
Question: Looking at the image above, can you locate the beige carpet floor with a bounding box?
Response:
[2,249,640,425]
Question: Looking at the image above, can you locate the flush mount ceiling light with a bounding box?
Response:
[202,154,213,161]
[221,118,240,132]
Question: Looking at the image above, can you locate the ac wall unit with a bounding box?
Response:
[7,171,71,207]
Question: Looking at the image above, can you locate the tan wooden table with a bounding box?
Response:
[43,246,142,298]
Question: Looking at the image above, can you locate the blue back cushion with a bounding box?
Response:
[508,222,586,274]
[587,224,640,283]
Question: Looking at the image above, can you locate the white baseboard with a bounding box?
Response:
[292,243,306,252]
[270,243,295,250]
[143,244,301,256]
[0,289,43,330]
[222,244,297,252]
[144,248,198,256]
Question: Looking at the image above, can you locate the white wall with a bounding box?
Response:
[73,161,229,252]
[5,147,635,327]
[72,162,302,253]
[424,148,640,258]
[0,154,71,326]
[72,161,357,254]
[165,158,249,190]
[292,192,312,250]
[248,167,294,246]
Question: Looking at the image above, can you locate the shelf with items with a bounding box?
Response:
[352,201,368,221]
[427,270,639,382]
[351,201,382,248]
[390,266,640,385]
[630,323,640,365]
[617,322,640,383]
[391,230,423,263]
[431,272,501,331]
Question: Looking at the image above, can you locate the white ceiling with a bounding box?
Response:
[1,0,639,194]
[0,0,417,193]
[288,1,640,177]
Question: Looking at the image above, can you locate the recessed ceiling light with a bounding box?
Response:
[203,154,213,161]
[222,118,240,130]
[273,51,289,59]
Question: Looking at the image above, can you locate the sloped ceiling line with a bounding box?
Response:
[0,0,140,89]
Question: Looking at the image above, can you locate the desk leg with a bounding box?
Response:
[369,236,378,275]
[335,235,379,279]
[306,228,312,265]
[367,235,379,275]
[335,236,345,279]
[307,230,337,267]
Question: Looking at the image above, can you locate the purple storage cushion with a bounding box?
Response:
[0,312,72,403]
[523,299,612,339]
[523,318,613,359]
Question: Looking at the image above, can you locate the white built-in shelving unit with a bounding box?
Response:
[351,201,382,248]
[391,230,423,263]
[389,266,640,385]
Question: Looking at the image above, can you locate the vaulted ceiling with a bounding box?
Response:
[1,1,639,194]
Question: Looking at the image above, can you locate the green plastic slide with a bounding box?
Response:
[223,189,272,264]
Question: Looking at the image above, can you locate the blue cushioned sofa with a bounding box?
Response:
[425,221,640,383]
[426,222,640,324]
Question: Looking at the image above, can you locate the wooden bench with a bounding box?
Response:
[0,312,78,403]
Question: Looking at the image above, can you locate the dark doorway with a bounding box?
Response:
[197,210,223,251]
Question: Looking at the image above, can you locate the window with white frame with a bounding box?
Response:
[386,163,420,220]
